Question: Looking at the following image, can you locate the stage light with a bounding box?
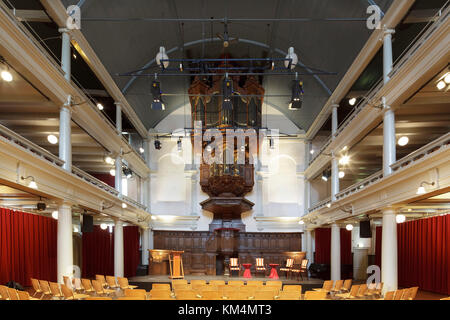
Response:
[122,203,127,209]
[437,80,446,90]
[52,211,59,220]
[322,170,330,182]
[139,147,145,154]
[339,171,345,179]
[155,46,169,68]
[151,80,165,110]
[339,155,350,165]
[21,176,38,189]
[122,167,133,179]
[100,223,107,230]
[96,103,104,110]
[321,174,328,182]
[222,78,233,111]
[1,69,13,82]
[154,139,162,150]
[109,169,115,176]
[417,181,435,195]
[288,80,304,110]
[398,136,409,146]
[346,224,353,231]
[284,47,298,69]
[349,98,356,106]
[416,186,425,195]
[396,214,406,224]
[47,134,58,144]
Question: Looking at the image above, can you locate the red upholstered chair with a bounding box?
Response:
[255,258,267,277]
[279,258,294,279]
[229,258,241,276]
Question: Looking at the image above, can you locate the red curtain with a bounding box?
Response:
[0,208,57,286]
[314,227,352,265]
[82,225,140,278]
[397,214,450,295]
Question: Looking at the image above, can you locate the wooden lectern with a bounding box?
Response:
[169,251,184,279]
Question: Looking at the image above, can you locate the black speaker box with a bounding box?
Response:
[81,214,94,233]
[360,220,372,238]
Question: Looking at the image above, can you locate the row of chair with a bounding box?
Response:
[229,258,309,279]
[383,287,419,300]
[0,285,39,300]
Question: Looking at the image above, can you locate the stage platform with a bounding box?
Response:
[129,275,324,293]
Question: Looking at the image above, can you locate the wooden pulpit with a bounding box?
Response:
[169,250,185,279]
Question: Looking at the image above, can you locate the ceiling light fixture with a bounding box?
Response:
[339,171,345,179]
[342,146,348,151]
[122,167,133,179]
[349,98,356,106]
[100,223,107,230]
[154,139,162,150]
[310,149,315,155]
[155,46,169,68]
[322,170,330,182]
[47,134,58,144]
[339,155,350,165]
[109,168,116,176]
[105,156,114,165]
[436,80,446,90]
[346,224,353,231]
[396,214,406,224]
[73,226,79,233]
[96,103,104,110]
[284,47,298,69]
[0,60,13,82]
[269,137,275,150]
[398,136,409,146]
[444,73,450,84]
[416,181,435,195]
[139,147,145,154]
[52,211,59,220]
[177,138,182,152]
[122,203,127,209]
[298,220,305,225]
[326,203,331,208]
[21,176,38,189]
[151,80,165,110]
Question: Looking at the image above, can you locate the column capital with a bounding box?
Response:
[382,26,395,36]
[114,101,123,107]
[114,219,124,226]
[381,206,397,215]
[58,27,71,34]
[331,103,340,109]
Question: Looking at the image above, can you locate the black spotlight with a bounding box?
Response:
[122,167,133,179]
[154,139,162,150]
[222,78,233,111]
[151,80,165,110]
[321,169,331,182]
[288,80,304,110]
[36,202,46,211]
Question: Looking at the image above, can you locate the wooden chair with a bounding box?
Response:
[255,258,266,276]
[60,284,90,300]
[95,275,108,288]
[209,280,225,286]
[367,282,383,297]
[393,289,406,300]
[173,279,188,286]
[228,280,244,287]
[282,284,302,294]
[440,297,450,300]
[201,290,222,300]
[152,283,171,291]
[336,285,360,299]
[341,279,352,292]
[173,284,192,291]
[85,296,113,300]
[259,286,279,297]
[124,288,147,300]
[30,278,43,299]
[383,291,395,300]
[356,284,368,298]
[266,281,282,290]
[304,290,327,300]
[191,280,207,286]
[279,258,294,279]
[149,290,173,300]
[81,279,95,293]
[406,287,419,300]
[226,291,249,300]
[202,285,218,292]
[0,285,10,300]
[117,277,138,290]
[63,276,72,290]
[72,278,84,292]
[254,291,275,300]
[17,290,39,300]
[38,280,52,298]
[49,282,64,299]
[7,288,19,300]
[106,276,119,289]
[330,280,344,293]
[313,280,333,293]
[240,286,256,296]
[279,291,301,300]
[229,258,241,276]
[176,290,200,300]
[118,296,145,300]
[246,280,263,287]
[92,279,116,296]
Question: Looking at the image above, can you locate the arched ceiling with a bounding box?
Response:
[61,0,393,130]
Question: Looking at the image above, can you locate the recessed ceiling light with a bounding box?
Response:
[1,70,13,82]
[47,134,58,144]
[96,103,104,110]
[444,73,450,84]
[349,98,356,106]
[436,80,446,90]
[398,136,409,146]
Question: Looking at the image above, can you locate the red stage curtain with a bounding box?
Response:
[0,208,57,286]
[82,225,139,278]
[397,214,450,295]
[375,226,382,268]
[314,227,352,266]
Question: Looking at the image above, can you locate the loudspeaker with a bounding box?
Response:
[36,202,46,211]
[360,220,372,238]
[81,214,93,233]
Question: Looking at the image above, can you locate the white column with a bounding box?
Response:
[59,29,72,172]
[331,103,339,139]
[141,228,150,265]
[57,203,73,283]
[115,102,122,136]
[383,28,395,84]
[304,178,310,215]
[381,208,397,292]
[115,155,122,195]
[330,223,341,281]
[114,220,124,277]
[331,154,339,201]
[306,229,313,263]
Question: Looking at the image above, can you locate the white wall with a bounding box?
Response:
[150,104,307,232]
